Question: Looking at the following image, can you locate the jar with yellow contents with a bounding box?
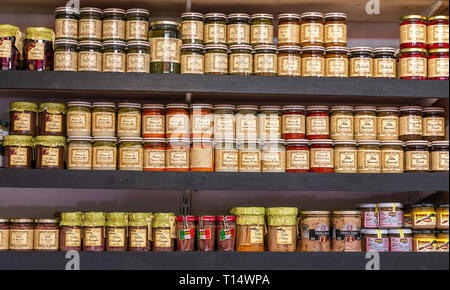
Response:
[357,140,381,173]
[300,12,324,47]
[376,107,399,141]
[333,140,357,173]
[301,46,325,77]
[118,137,144,171]
[92,137,117,170]
[330,106,354,140]
[67,136,93,170]
[380,140,404,173]
[354,106,377,141]
[66,101,91,137]
[92,102,116,137]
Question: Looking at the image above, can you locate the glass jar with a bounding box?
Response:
[126,8,149,41]
[277,46,301,77]
[357,140,381,173]
[306,106,329,140]
[35,136,66,170]
[238,140,261,172]
[281,105,305,140]
[34,219,59,251]
[358,204,379,229]
[142,104,165,138]
[166,138,190,171]
[128,213,151,252]
[334,140,357,173]
[267,207,298,252]
[92,137,117,170]
[83,212,106,251]
[298,211,331,252]
[437,204,449,230]
[301,46,325,77]
[67,101,91,137]
[399,48,428,80]
[259,106,281,140]
[118,137,143,171]
[380,140,404,173]
[261,139,286,172]
[190,138,214,171]
[102,40,126,73]
[166,103,189,138]
[399,106,423,141]
[423,107,446,141]
[54,39,78,72]
[331,211,362,252]
[373,47,397,78]
[413,230,436,252]
[102,8,125,41]
[227,13,251,46]
[400,15,427,49]
[176,215,197,252]
[204,13,227,45]
[236,105,258,141]
[117,103,141,138]
[436,230,449,252]
[143,138,166,171]
[277,14,300,47]
[9,218,34,251]
[55,6,79,40]
[59,212,82,251]
[254,45,277,76]
[300,12,324,47]
[23,27,54,71]
[324,13,347,47]
[127,41,150,73]
[377,107,399,141]
[197,216,217,251]
[181,12,204,44]
[378,202,404,229]
[411,204,436,230]
[0,24,22,70]
[67,136,93,170]
[79,7,102,41]
[404,205,413,228]
[78,40,102,72]
[428,48,449,80]
[231,207,266,252]
[325,46,348,77]
[214,139,238,172]
[427,15,449,49]
[250,14,274,46]
[354,106,377,141]
[2,135,33,169]
[330,106,354,140]
[8,102,37,137]
[229,44,253,75]
[38,103,66,137]
[405,140,430,172]
[92,102,116,137]
[217,216,236,251]
[363,229,389,252]
[105,212,128,252]
[0,218,9,251]
[204,44,228,75]
[310,139,334,173]
[285,139,309,172]
[190,104,213,138]
[152,213,176,252]
[181,44,205,74]
[213,104,236,139]
[349,47,373,78]
[149,21,182,74]
[431,141,449,172]
[389,229,412,252]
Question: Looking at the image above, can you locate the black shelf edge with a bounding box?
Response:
[0,252,447,270]
[0,71,448,99]
[0,169,448,191]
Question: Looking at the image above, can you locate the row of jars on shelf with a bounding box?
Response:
[399,15,449,50]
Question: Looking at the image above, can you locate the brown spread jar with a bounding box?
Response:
[405,140,430,172]
[128,213,151,252]
[59,212,82,251]
[266,207,298,252]
[0,218,9,251]
[381,140,404,173]
[349,47,373,78]
[422,107,446,141]
[411,204,436,230]
[357,140,381,173]
[436,230,449,252]
[324,13,347,47]
[358,204,379,229]
[277,46,301,76]
[105,212,128,252]
[83,212,106,252]
[35,136,66,170]
[399,106,423,141]
[354,106,377,141]
[377,107,399,141]
[331,211,362,252]
[152,213,176,252]
[437,204,449,230]
[373,47,397,78]
[330,106,354,140]
[277,14,300,47]
[298,211,331,252]
[301,46,325,77]
[9,218,34,251]
[8,102,38,137]
[38,103,67,137]
[300,12,324,47]
[325,46,349,77]
[333,140,357,173]
[34,218,59,251]
[431,140,449,172]
[2,135,34,169]
[413,230,436,252]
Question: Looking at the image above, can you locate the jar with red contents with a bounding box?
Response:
[428,49,449,80]
[176,215,197,252]
[281,105,306,140]
[197,216,216,251]
[0,24,22,70]
[399,48,428,80]
[144,138,166,171]
[427,16,449,50]
[190,104,213,138]
[306,106,329,140]
[286,139,310,172]
[310,139,334,173]
[400,15,427,49]
[142,104,165,138]
[166,104,189,138]
[217,216,236,251]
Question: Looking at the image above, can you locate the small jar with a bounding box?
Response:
[349,47,373,78]
[143,138,166,171]
[354,106,377,141]
[431,141,449,172]
[117,103,141,138]
[413,230,436,252]
[213,104,236,139]
[404,205,413,228]
[231,207,266,252]
[301,46,325,77]
[399,106,423,141]
[34,219,59,251]
[166,104,189,138]
[38,103,66,137]
[92,102,116,137]
[128,213,151,252]
[253,45,277,76]
[306,106,329,140]
[0,218,9,251]
[126,8,149,41]
[411,204,437,230]
[190,104,213,138]
[23,27,54,71]
[176,215,197,252]
[102,8,126,41]
[59,212,82,251]
[331,210,362,252]
[229,44,253,75]
[324,13,347,47]
[54,39,78,72]
[227,13,251,46]
[357,140,381,173]
[405,140,430,172]
[55,6,79,40]
[363,229,389,252]
[427,15,449,49]
[436,204,449,230]
[310,139,334,173]
[377,107,399,141]
[238,140,261,172]
[8,102,38,137]
[78,40,102,72]
[67,101,91,137]
[35,136,66,170]
[2,135,33,169]
[428,48,449,80]
[118,137,143,171]
[423,107,446,141]
[79,7,102,41]
[166,138,190,171]
[378,202,404,229]
[282,105,306,140]
[152,213,176,252]
[261,139,286,172]
[197,216,217,251]
[389,229,412,252]
[214,139,238,172]
[436,230,449,252]
[127,41,150,73]
[380,140,404,173]
[333,140,357,173]
[9,219,34,251]
[298,211,331,252]
[181,44,205,74]
[142,104,165,138]
[102,40,126,73]
[277,14,301,46]
[105,212,128,252]
[400,15,427,49]
[285,139,309,172]
[330,106,354,140]
[217,216,236,251]
[325,46,349,77]
[204,13,227,45]
[204,44,228,75]
[300,12,324,47]
[67,136,93,170]
[259,106,281,140]
[277,46,301,77]
[373,47,397,78]
[83,212,105,252]
[399,48,428,80]
[250,14,274,46]
[267,207,298,252]
[358,204,379,229]
[92,137,117,170]
[181,12,204,44]
[0,24,22,71]
[236,105,258,141]
[190,138,214,171]
[149,21,182,74]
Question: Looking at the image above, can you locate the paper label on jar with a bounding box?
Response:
[107,228,125,247]
[228,23,250,44]
[379,210,403,227]
[239,151,261,171]
[204,23,226,43]
[278,24,300,44]
[254,53,277,74]
[182,20,204,41]
[354,116,376,137]
[324,23,347,43]
[67,111,90,132]
[0,39,12,58]
[428,58,449,78]
[181,54,204,74]
[377,116,398,138]
[326,57,348,77]
[10,230,33,249]
[432,151,449,171]
[358,149,381,172]
[413,212,436,227]
[103,19,126,39]
[282,115,305,134]
[93,148,117,169]
[55,18,78,39]
[390,237,412,252]
[27,42,45,60]
[334,149,357,172]
[68,147,92,168]
[382,150,404,172]
[251,24,273,44]
[365,237,389,252]
[262,151,285,171]
[40,147,59,167]
[310,148,333,168]
[400,57,427,77]
[439,213,449,228]
[9,147,28,166]
[13,113,31,132]
[143,115,165,135]
[423,117,445,137]
[249,226,264,244]
[45,114,63,133]
[415,239,436,252]
[286,150,309,170]
[127,53,150,73]
[190,147,213,169]
[259,115,281,139]
[166,149,189,169]
[103,52,126,72]
[428,24,449,44]
[331,115,353,137]
[400,115,422,136]
[35,230,58,249]
[400,24,426,44]
[301,23,323,43]
[0,229,9,249]
[276,226,293,245]
[374,58,396,78]
[435,239,449,252]
[130,228,147,248]
[278,55,301,76]
[307,116,329,136]
[215,150,238,171]
[364,212,379,228]
[119,147,143,169]
[118,113,140,134]
[93,112,115,133]
[236,115,258,139]
[78,51,102,72]
[144,149,165,169]
[205,52,228,73]
[126,20,148,40]
[84,228,102,247]
[79,19,102,39]
[54,51,78,71]
[302,57,325,77]
[191,114,213,134]
[150,37,182,63]
[230,53,252,74]
[406,151,430,171]
[154,229,171,248]
[350,58,373,77]
[167,114,189,135]
[214,114,235,138]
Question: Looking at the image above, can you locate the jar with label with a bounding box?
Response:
[38,103,66,137]
[277,46,301,77]
[378,203,404,228]
[261,139,286,172]
[92,137,117,170]
[330,106,354,140]
[306,106,329,140]
[331,211,362,252]
[34,219,59,251]
[399,48,428,79]
[9,218,34,251]
[92,102,116,137]
[281,105,305,140]
[236,105,258,141]
[259,106,281,140]
[432,141,449,172]
[363,229,389,252]
[277,14,300,47]
[8,102,37,137]
[324,13,347,47]
[204,13,227,45]
[83,212,105,251]
[217,216,236,251]
[298,211,331,252]
[357,140,381,173]
[285,139,309,172]
[127,41,150,73]
[78,40,102,72]
[166,138,190,171]
[400,15,427,49]
[215,139,238,172]
[437,204,449,230]
[55,6,79,40]
[143,138,166,171]
[300,12,324,47]
[59,212,82,251]
[128,213,151,252]
[23,27,54,71]
[67,101,91,137]
[181,44,204,74]
[176,215,197,252]
[413,230,436,252]
[399,106,423,141]
[411,204,436,230]
[213,104,236,139]
[404,205,413,228]
[181,12,204,44]
[238,140,261,172]
[118,137,143,171]
[2,135,33,169]
[377,107,399,141]
[231,207,266,252]
[333,140,357,173]
[428,48,449,80]
[423,107,445,141]
[152,213,176,252]
[349,47,373,78]
[204,44,228,75]
[325,46,348,77]
[197,216,216,251]
[354,106,377,141]
[35,136,66,170]
[190,104,213,138]
[166,104,189,138]
[102,40,126,73]
[0,24,22,70]
[373,47,397,78]
[190,138,214,171]
[227,13,250,46]
[126,9,149,41]
[358,204,379,229]
[253,45,277,76]
[67,136,93,170]
[0,218,9,251]
[79,7,102,41]
[436,230,449,252]
[301,46,325,77]
[102,8,125,41]
[250,14,274,46]
[310,139,334,173]
[405,140,430,172]
[142,104,165,138]
[105,212,128,252]
[150,21,181,74]
[380,141,404,173]
[54,39,78,72]
[117,103,141,138]
[389,229,412,252]
[229,45,253,75]
[266,207,298,252]
[427,15,449,49]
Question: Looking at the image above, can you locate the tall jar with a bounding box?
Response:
[325,46,349,77]
[259,106,281,140]
[79,7,102,41]
[277,46,301,77]
[143,138,166,171]
[250,14,274,46]
[267,207,298,252]
[190,103,213,138]
[380,140,404,173]
[377,107,399,141]
[0,218,9,251]
[152,213,176,252]
[300,12,324,47]
[126,9,149,42]
[2,135,34,169]
[0,24,22,70]
[176,215,197,252]
[149,21,182,74]
[310,139,334,173]
[67,101,91,137]
[331,211,362,252]
[34,219,59,251]
[127,41,150,73]
[54,39,78,72]
[229,44,253,75]
[238,140,261,172]
[334,140,357,173]
[102,8,126,41]
[298,211,331,252]
[83,212,106,252]
[231,207,266,252]
[431,141,449,172]
[67,136,93,170]
[35,136,66,170]
[399,48,428,80]
[128,213,151,252]
[181,12,204,44]
[354,106,377,141]
[102,40,126,73]
[8,102,37,137]
[330,106,354,140]
[282,105,306,140]
[400,15,427,49]
[204,13,227,45]
[213,104,236,140]
[286,139,310,172]
[92,137,117,170]
[373,47,397,78]
[405,140,430,173]
[78,40,102,72]
[197,216,217,251]
[38,103,67,137]
[349,47,373,78]
[59,212,83,251]
[324,13,347,47]
[204,44,228,75]
[301,46,325,77]
[261,139,286,172]
[55,6,79,40]
[215,139,238,172]
[23,27,54,71]
[357,140,381,173]
[118,137,143,171]
[9,219,34,251]
[181,44,205,74]
[427,16,449,49]
[428,48,449,80]
[92,102,116,137]
[217,216,236,251]
[306,106,329,140]
[117,103,141,138]
[423,107,446,141]
[105,212,128,252]
[277,14,300,47]
[190,138,214,172]
[253,45,277,76]
[399,106,423,141]
[166,138,190,171]
[142,104,165,138]
[227,13,251,46]
[236,105,258,141]
[166,104,189,138]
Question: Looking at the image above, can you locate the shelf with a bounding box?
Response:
[0,169,448,191]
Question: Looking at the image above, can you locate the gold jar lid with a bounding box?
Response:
[428,48,449,54]
[3,135,34,147]
[266,207,298,216]
[400,15,427,21]
[34,135,66,147]
[428,15,449,21]
[400,48,427,54]
[9,101,38,112]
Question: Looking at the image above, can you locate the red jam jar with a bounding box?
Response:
[310,139,334,173]
[427,16,449,50]
[0,24,22,70]
[306,106,329,140]
[281,105,306,140]
[286,139,310,172]
[400,15,427,49]
[399,48,427,80]
[142,104,165,138]
[166,104,189,139]
[428,49,449,80]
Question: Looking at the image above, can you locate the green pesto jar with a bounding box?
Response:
[229,44,253,75]
[55,6,79,40]
[79,7,102,41]
[54,39,78,72]
[92,102,116,137]
[117,103,142,138]
[127,41,150,73]
[227,13,251,46]
[254,45,278,76]
[181,44,205,74]
[250,13,274,46]
[93,137,117,170]
[181,12,204,45]
[204,13,227,45]
[102,40,126,73]
[78,40,102,72]
[119,137,144,171]
[102,8,126,41]
[149,21,182,74]
[205,44,228,75]
[126,8,149,41]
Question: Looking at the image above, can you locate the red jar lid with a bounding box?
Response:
[176,215,198,222]
[198,216,216,222]
[217,215,236,222]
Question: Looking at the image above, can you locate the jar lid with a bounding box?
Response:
[400,15,427,21]
[10,218,34,223]
[103,8,126,14]
[229,44,253,51]
[9,101,38,112]
[126,8,150,15]
[250,13,274,19]
[214,104,236,110]
[92,102,116,108]
[405,140,429,147]
[266,207,298,216]
[324,12,347,19]
[388,229,412,235]
[399,106,423,112]
[364,229,388,235]
[79,40,103,47]
[254,44,277,51]
[166,103,189,109]
[302,46,326,52]
[103,40,126,47]
[93,137,117,142]
[119,137,144,143]
[3,135,34,146]
[423,107,445,113]
[325,46,349,53]
[334,140,357,146]
[68,136,93,142]
[150,21,181,27]
[377,107,399,112]
[286,139,309,145]
[349,46,373,53]
[181,12,204,18]
[330,105,354,112]
[282,105,305,111]
[35,135,66,147]
[204,13,227,19]
[217,215,236,222]
[278,13,301,19]
[127,40,150,47]
[0,218,9,223]
[356,203,377,209]
[237,105,259,111]
[300,210,331,215]
[412,230,434,234]
[332,210,361,215]
[428,15,449,21]
[198,216,216,222]
[357,140,380,146]
[83,212,106,225]
[142,104,165,109]
[230,207,266,215]
[118,102,142,109]
[190,103,214,110]
[24,27,54,42]
[80,7,103,14]
[268,216,297,226]
[354,105,377,112]
[277,46,301,52]
[377,202,403,209]
[437,204,449,208]
[431,140,449,146]
[181,44,205,50]
[261,139,286,144]
[192,137,213,143]
[310,139,333,145]
[167,137,190,143]
[55,39,78,46]
[400,48,427,54]
[306,105,329,111]
[55,6,80,14]
[67,101,92,108]
[176,215,197,222]
[259,105,281,111]
[380,140,403,147]
[205,44,228,51]
[411,203,435,208]
[106,212,128,220]
[34,218,59,224]
[38,102,67,113]
[373,47,397,54]
[143,137,166,143]
[129,212,151,223]
[429,48,449,54]
[227,13,250,19]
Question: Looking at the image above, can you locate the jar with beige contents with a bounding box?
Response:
[298,211,331,252]
[331,211,362,252]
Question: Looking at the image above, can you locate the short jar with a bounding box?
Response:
[127,41,150,73]
[238,140,261,172]
[102,40,126,73]
[261,139,286,172]
[277,14,300,46]
[436,204,449,230]
[0,24,21,71]
[277,46,301,77]
[363,229,389,252]
[400,15,427,49]
[59,212,82,251]
[34,219,59,251]
[404,205,413,228]
[166,138,190,171]
[229,44,253,75]
[253,45,277,76]
[35,136,66,169]
[142,104,165,138]
[102,8,126,41]
[213,104,236,139]
[377,107,399,141]
[8,102,37,137]
[227,14,251,46]
[181,44,205,74]
[259,106,281,140]
[301,46,325,77]
[250,14,274,46]
[181,12,204,44]
[54,39,78,72]
[324,13,347,47]
[427,15,449,49]
[399,106,423,141]
[330,106,354,140]
[285,139,309,172]
[431,140,449,172]
[428,48,449,80]
[67,101,91,137]
[176,215,197,252]
[38,103,67,137]
[126,8,149,41]
[204,44,228,75]
[204,13,227,45]
[236,105,258,141]
[380,140,404,173]
[118,137,143,171]
[358,204,379,229]
[117,103,141,138]
[357,140,381,173]
[405,140,430,172]
[333,140,357,173]
[423,107,446,141]
[412,204,437,230]
[105,212,128,252]
[166,104,189,138]
[190,104,214,138]
[79,7,102,41]
[306,106,329,140]
[389,229,413,252]
[149,21,182,74]
[215,139,238,172]
[92,102,116,137]
[399,48,428,80]
[83,212,106,251]
[373,47,397,78]
[349,47,373,78]
[92,137,117,170]
[413,230,436,252]
[2,135,34,169]
[354,106,377,141]
[300,12,324,47]
[267,207,298,252]
[325,46,349,77]
[281,105,306,140]
[143,138,166,171]
[78,40,102,72]
[310,139,334,173]
[9,218,34,251]
[436,230,449,252]
[67,136,93,170]
[190,138,214,171]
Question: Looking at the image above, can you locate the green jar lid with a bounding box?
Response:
[266,207,298,216]
[3,135,34,147]
[230,207,266,216]
[106,212,128,227]
[24,27,55,42]
[267,216,297,226]
[34,135,66,147]
[0,24,21,37]
[236,215,266,225]
[9,102,38,113]
[129,212,150,227]
[83,212,106,226]
[38,102,67,114]
[152,212,175,228]
[59,212,83,226]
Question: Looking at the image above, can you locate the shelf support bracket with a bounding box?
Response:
[181,190,192,215]
[186,0,192,12]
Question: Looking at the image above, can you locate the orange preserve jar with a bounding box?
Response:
[166,137,190,171]
[231,207,266,252]
[300,12,324,47]
[325,46,349,77]
[324,13,347,47]
[310,139,334,173]
[277,14,300,47]
[143,138,166,171]
[282,105,306,140]
[306,106,329,140]
[400,15,427,49]
[286,139,310,172]
[427,16,449,49]
[301,46,325,77]
[277,46,302,77]
[190,138,214,171]
[166,103,189,138]
[142,104,165,138]
[190,103,213,138]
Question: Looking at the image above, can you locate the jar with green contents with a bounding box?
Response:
[119,137,143,171]
[126,9,149,42]
[254,45,277,76]
[250,14,274,46]
[83,212,106,252]
[227,13,251,46]
[117,103,141,138]
[231,207,266,252]
[229,45,253,75]
[55,6,79,40]
[149,21,182,74]
[92,102,116,137]
[102,8,126,41]
[2,135,34,169]
[105,212,128,252]
[152,213,176,252]
[204,44,228,75]
[78,40,102,72]
[127,41,150,73]
[181,12,204,44]
[204,13,227,45]
[93,137,117,170]
[54,39,78,72]
[181,44,205,74]
[102,40,126,73]
[79,7,102,41]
